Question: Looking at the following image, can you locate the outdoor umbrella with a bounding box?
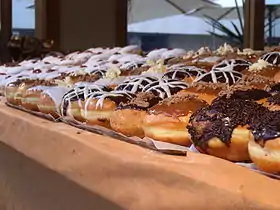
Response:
[128,0,220,23]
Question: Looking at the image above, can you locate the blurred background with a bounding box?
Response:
[7,0,280,50]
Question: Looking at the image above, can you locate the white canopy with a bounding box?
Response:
[128,0,220,23]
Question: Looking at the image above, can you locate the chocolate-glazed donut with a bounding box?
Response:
[188,98,266,161]
[110,92,162,137]
[194,70,242,85]
[248,109,280,173]
[115,76,158,93]
[261,52,280,66]
[61,85,111,121]
[163,64,206,83]
[212,59,251,73]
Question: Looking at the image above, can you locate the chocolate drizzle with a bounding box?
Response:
[188,98,280,149]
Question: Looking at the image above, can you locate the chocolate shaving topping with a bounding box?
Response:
[217,85,271,101]
[188,97,280,149]
[267,92,280,105]
[117,92,161,111]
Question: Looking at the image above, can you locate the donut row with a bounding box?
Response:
[3,43,280,175]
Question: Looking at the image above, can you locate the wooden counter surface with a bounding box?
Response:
[0,102,279,210]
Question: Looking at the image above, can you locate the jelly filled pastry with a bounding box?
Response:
[110,92,162,138]
[143,94,207,146]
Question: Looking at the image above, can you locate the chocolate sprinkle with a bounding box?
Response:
[188,97,280,149]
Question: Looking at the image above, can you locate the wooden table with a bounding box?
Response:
[0,102,279,210]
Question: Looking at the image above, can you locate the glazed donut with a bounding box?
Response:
[178,82,226,104]
[143,94,208,146]
[115,76,158,93]
[163,64,206,84]
[110,92,162,137]
[188,98,267,161]
[248,110,280,173]
[142,78,189,99]
[38,86,70,118]
[60,84,110,122]
[82,91,135,128]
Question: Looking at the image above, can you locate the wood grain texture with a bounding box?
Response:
[0,102,279,209]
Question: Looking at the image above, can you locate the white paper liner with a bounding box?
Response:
[5,102,280,179]
[189,144,280,180]
[5,102,60,122]
[61,117,187,156]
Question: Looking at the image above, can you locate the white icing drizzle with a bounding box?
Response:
[115,76,158,93]
[212,59,251,72]
[84,91,134,117]
[61,85,106,116]
[261,52,280,65]
[164,65,206,80]
[142,79,188,99]
[194,70,242,84]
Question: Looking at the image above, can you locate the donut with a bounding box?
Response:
[194,69,243,85]
[82,91,135,128]
[163,64,206,83]
[110,92,162,137]
[142,78,189,99]
[60,85,110,122]
[178,82,226,104]
[261,52,280,66]
[5,79,42,106]
[38,86,70,118]
[189,53,223,71]
[188,98,268,161]
[238,74,275,90]
[21,80,57,111]
[215,85,271,104]
[212,59,251,73]
[115,76,158,93]
[248,110,280,173]
[143,94,208,146]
